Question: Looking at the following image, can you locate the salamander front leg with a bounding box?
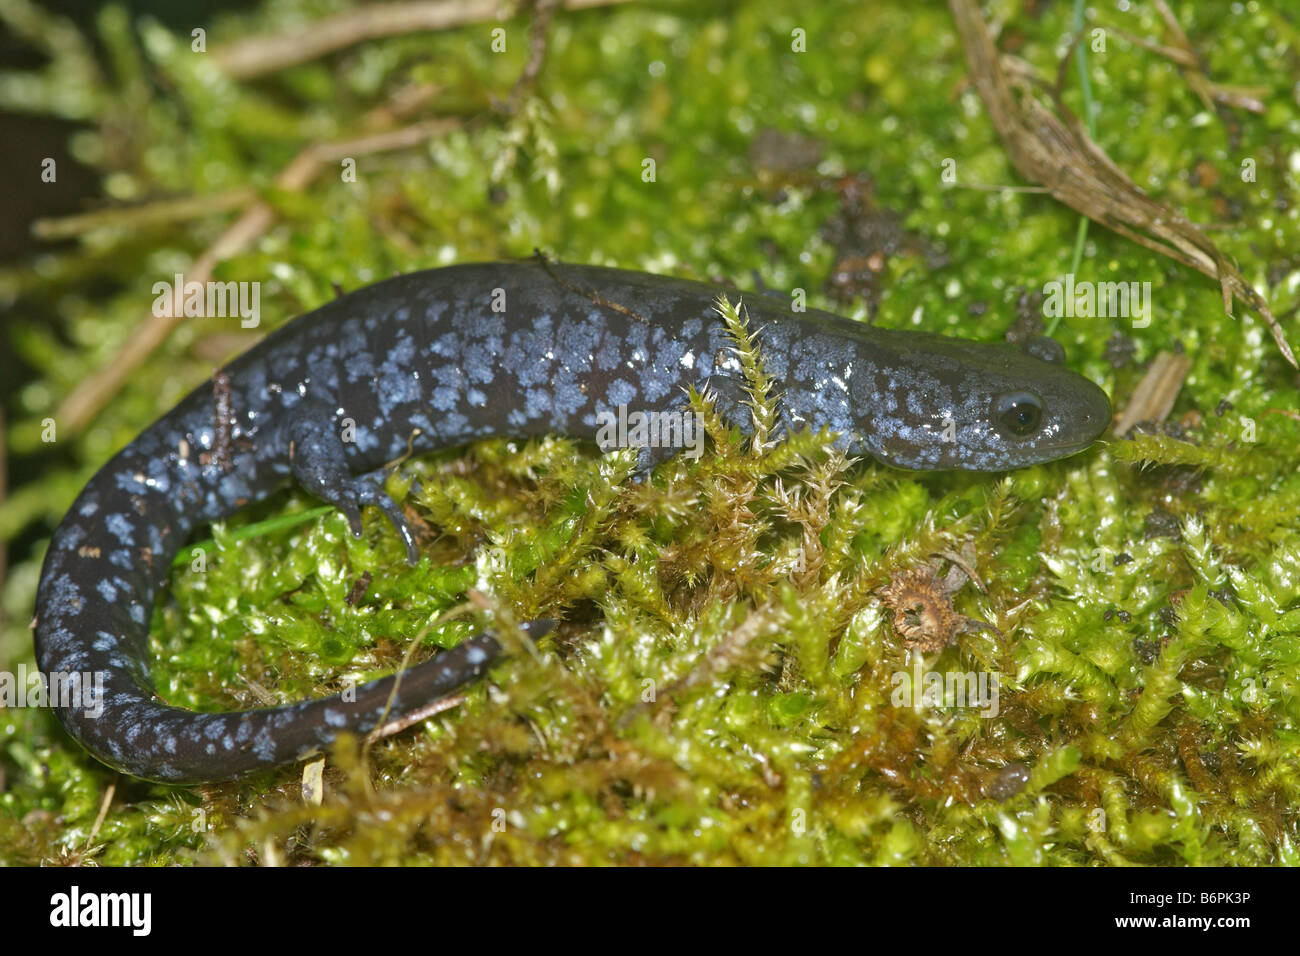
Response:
[286,405,420,565]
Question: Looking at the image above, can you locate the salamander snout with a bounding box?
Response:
[1059,375,1112,449]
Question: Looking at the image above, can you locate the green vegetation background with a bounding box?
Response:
[2,0,1299,865]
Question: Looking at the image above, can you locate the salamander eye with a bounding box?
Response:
[993,391,1043,438]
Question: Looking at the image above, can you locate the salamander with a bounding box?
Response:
[33,260,1110,783]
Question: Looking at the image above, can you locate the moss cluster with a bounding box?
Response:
[2,0,1299,865]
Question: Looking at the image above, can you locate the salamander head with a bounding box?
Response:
[858,334,1111,471]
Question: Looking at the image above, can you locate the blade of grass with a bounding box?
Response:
[171,505,335,567]
[1051,0,1097,337]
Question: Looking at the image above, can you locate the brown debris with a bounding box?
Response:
[500,0,561,115]
[984,761,1031,802]
[345,572,374,608]
[948,0,1293,367]
[1145,0,1267,117]
[1113,350,1192,438]
[878,546,995,654]
[821,173,948,310]
[880,567,965,653]
[749,128,825,175]
[212,0,632,81]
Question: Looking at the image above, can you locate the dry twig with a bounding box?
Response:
[1113,351,1192,437]
[948,0,1292,367]
[501,0,560,113]
[212,0,629,80]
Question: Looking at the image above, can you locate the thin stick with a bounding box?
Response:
[85,780,116,850]
[502,0,560,112]
[31,189,256,240]
[946,182,1049,193]
[32,85,443,244]
[368,694,466,740]
[1056,0,1095,338]
[1113,351,1192,438]
[1150,0,1266,115]
[213,0,631,81]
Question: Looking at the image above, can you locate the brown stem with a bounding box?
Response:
[947,0,1292,367]
[213,0,630,81]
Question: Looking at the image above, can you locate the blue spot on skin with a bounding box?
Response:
[462,342,496,384]
[524,388,552,421]
[105,513,133,544]
[46,574,82,616]
[605,378,637,407]
[430,332,458,358]
[59,525,87,551]
[430,384,461,412]
[440,411,468,436]
[253,726,276,759]
[551,381,587,419]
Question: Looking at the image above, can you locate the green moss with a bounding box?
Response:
[2,0,1299,865]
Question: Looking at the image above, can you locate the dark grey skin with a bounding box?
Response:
[33,260,1110,783]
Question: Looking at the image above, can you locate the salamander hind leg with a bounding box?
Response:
[286,403,420,564]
